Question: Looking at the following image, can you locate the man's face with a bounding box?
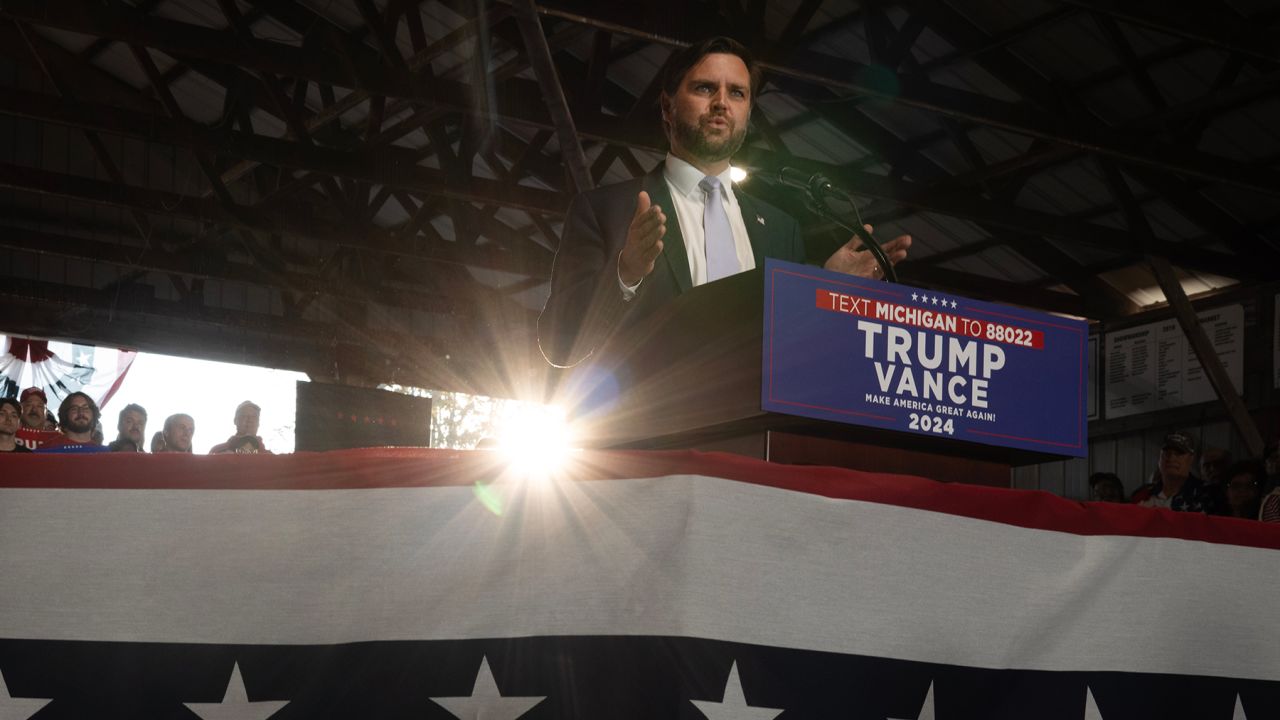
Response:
[165,417,194,452]
[1200,449,1229,483]
[62,397,95,435]
[234,406,260,437]
[663,53,751,167]
[1226,472,1258,509]
[1091,480,1125,503]
[0,403,19,436]
[118,410,146,446]
[1159,446,1193,481]
[20,395,46,429]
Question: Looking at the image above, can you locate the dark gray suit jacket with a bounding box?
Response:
[538,166,807,367]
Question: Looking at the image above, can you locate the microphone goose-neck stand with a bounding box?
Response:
[795,172,898,284]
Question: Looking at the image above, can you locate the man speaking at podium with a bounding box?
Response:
[538,36,912,367]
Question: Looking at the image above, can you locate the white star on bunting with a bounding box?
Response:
[931,296,940,305]
[889,681,936,720]
[690,661,783,720]
[949,300,957,309]
[0,670,51,720]
[911,293,919,302]
[430,656,545,720]
[184,662,288,720]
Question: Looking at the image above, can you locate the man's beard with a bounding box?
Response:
[21,412,44,429]
[673,113,746,164]
[64,416,94,434]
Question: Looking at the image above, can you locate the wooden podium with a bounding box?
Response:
[564,269,1064,488]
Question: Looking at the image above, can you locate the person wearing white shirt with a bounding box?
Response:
[540,36,911,367]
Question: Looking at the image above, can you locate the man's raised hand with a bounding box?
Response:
[823,224,911,279]
[617,191,666,287]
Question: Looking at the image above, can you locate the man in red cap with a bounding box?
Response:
[15,387,62,451]
[209,401,271,454]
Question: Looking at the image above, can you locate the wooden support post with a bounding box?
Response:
[512,0,593,195]
[1148,256,1264,456]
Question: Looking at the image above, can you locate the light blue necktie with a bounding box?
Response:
[699,176,738,282]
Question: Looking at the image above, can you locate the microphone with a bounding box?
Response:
[770,165,899,283]
[772,167,840,199]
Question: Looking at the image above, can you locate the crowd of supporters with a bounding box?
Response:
[1089,432,1280,522]
[5,386,1280,524]
[0,387,270,455]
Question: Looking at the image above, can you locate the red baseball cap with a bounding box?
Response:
[19,387,47,403]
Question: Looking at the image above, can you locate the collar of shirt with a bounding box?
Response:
[664,154,737,204]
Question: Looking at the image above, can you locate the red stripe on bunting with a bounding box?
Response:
[1,447,1278,550]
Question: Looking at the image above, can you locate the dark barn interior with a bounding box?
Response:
[0,0,1277,481]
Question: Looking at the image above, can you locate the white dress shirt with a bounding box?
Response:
[620,155,756,298]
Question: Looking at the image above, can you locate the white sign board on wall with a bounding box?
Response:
[1104,305,1244,420]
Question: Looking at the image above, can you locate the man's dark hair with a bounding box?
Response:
[57,391,100,428]
[1089,471,1123,488]
[119,403,147,424]
[0,397,19,415]
[660,36,763,108]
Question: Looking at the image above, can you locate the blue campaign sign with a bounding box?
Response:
[762,259,1088,457]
